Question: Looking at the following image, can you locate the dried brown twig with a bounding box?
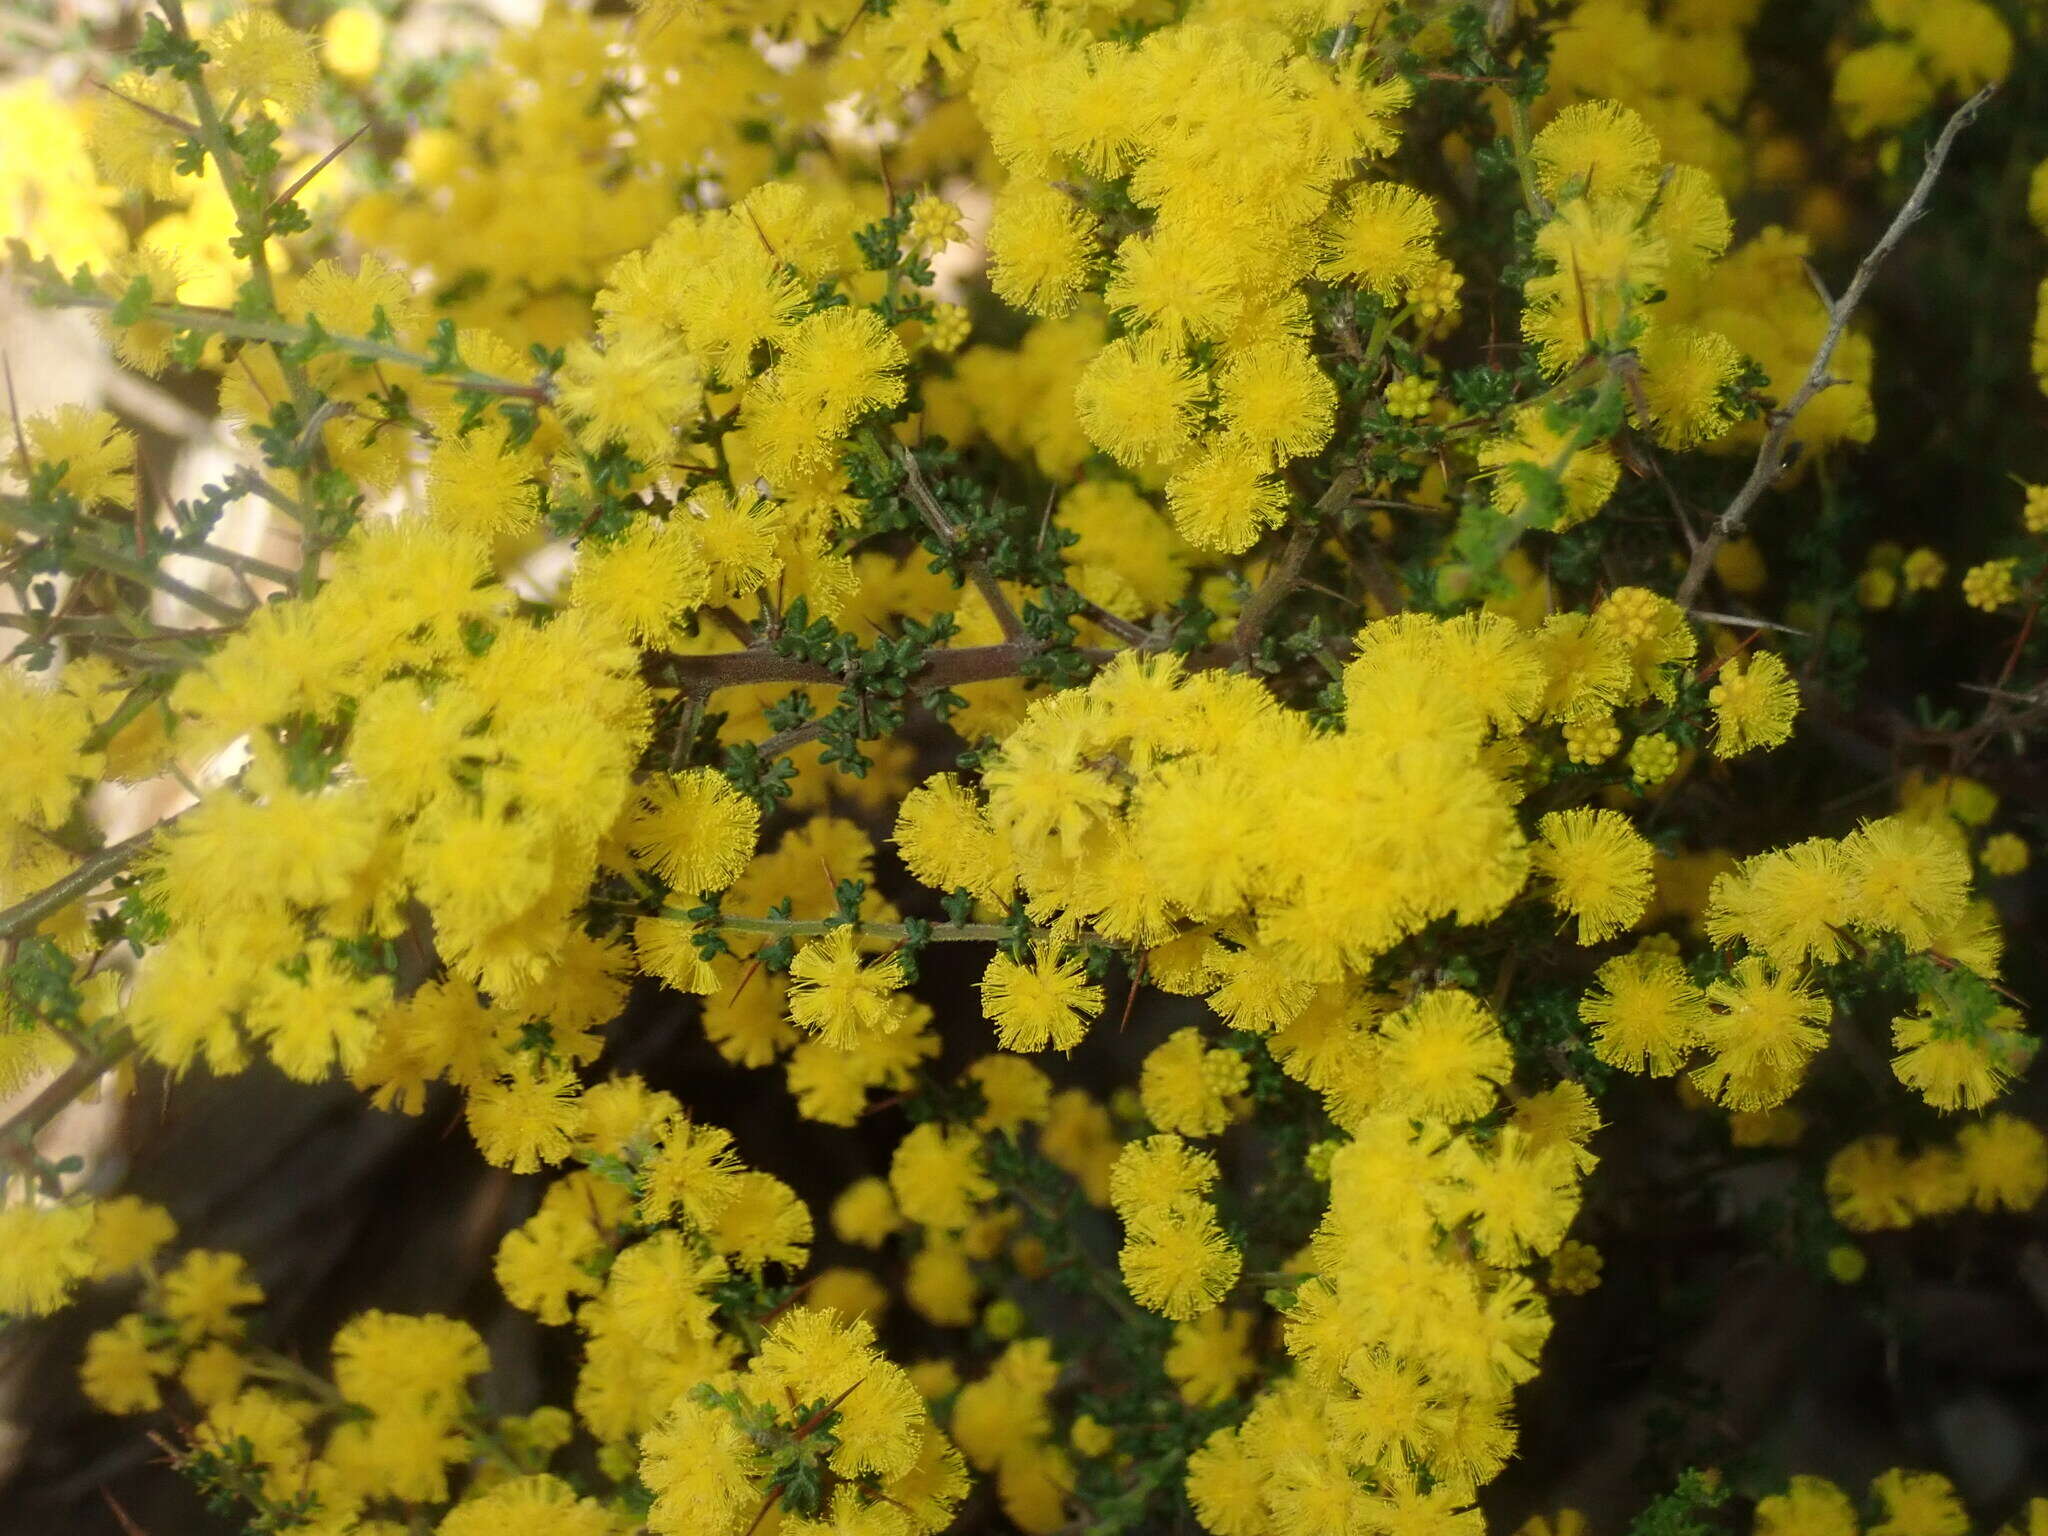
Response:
[1675,86,1994,610]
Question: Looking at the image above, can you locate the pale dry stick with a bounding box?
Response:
[1674,86,1994,610]
[1692,609,1810,638]
[101,367,220,442]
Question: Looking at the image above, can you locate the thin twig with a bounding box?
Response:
[89,77,203,137]
[227,466,309,524]
[894,444,1030,647]
[2,354,29,485]
[1692,609,1811,637]
[172,539,298,589]
[270,123,368,212]
[32,291,547,400]
[0,1029,134,1149]
[0,496,251,625]
[756,717,829,761]
[1233,523,1317,659]
[1675,86,1993,610]
[706,605,756,646]
[0,827,161,939]
[100,1489,152,1536]
[1073,595,1154,648]
[706,911,1058,944]
[1232,464,1362,657]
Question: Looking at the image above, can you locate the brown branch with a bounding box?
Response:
[1232,463,1362,657]
[642,639,1113,695]
[705,605,756,646]
[3,353,29,484]
[756,717,829,760]
[269,124,367,213]
[33,291,548,401]
[0,825,161,939]
[1675,86,1993,610]
[89,77,203,138]
[1073,595,1155,648]
[1233,523,1317,658]
[893,444,1030,647]
[645,648,837,690]
[0,1029,134,1150]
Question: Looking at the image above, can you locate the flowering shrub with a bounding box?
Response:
[1,1,2045,1533]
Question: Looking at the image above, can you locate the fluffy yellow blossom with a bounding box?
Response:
[1164,437,1290,554]
[570,516,711,645]
[556,333,701,464]
[1216,341,1336,465]
[1141,1028,1249,1137]
[1870,1470,1969,1536]
[322,7,386,82]
[1890,1007,2028,1112]
[1532,101,1664,206]
[987,182,1098,317]
[1756,1477,1860,1536]
[206,8,321,115]
[1075,333,1206,469]
[26,405,134,508]
[893,775,1019,906]
[1634,326,1746,448]
[81,1315,170,1414]
[1120,1196,1241,1322]
[1835,43,1935,139]
[1580,951,1708,1076]
[1957,1114,2047,1211]
[627,768,760,894]
[1842,815,1972,949]
[639,1115,746,1228]
[1691,958,1832,1111]
[1534,809,1654,944]
[641,1394,763,1536]
[161,1250,264,1342]
[980,944,1103,1053]
[1166,1308,1256,1406]
[1477,405,1620,529]
[0,1202,97,1317]
[1708,650,1800,756]
[466,1059,586,1173]
[890,1123,993,1231]
[1707,839,1854,968]
[1320,182,1440,301]
[788,927,911,1048]
[831,1177,902,1248]
[1977,831,2028,876]
[1377,990,1513,1123]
